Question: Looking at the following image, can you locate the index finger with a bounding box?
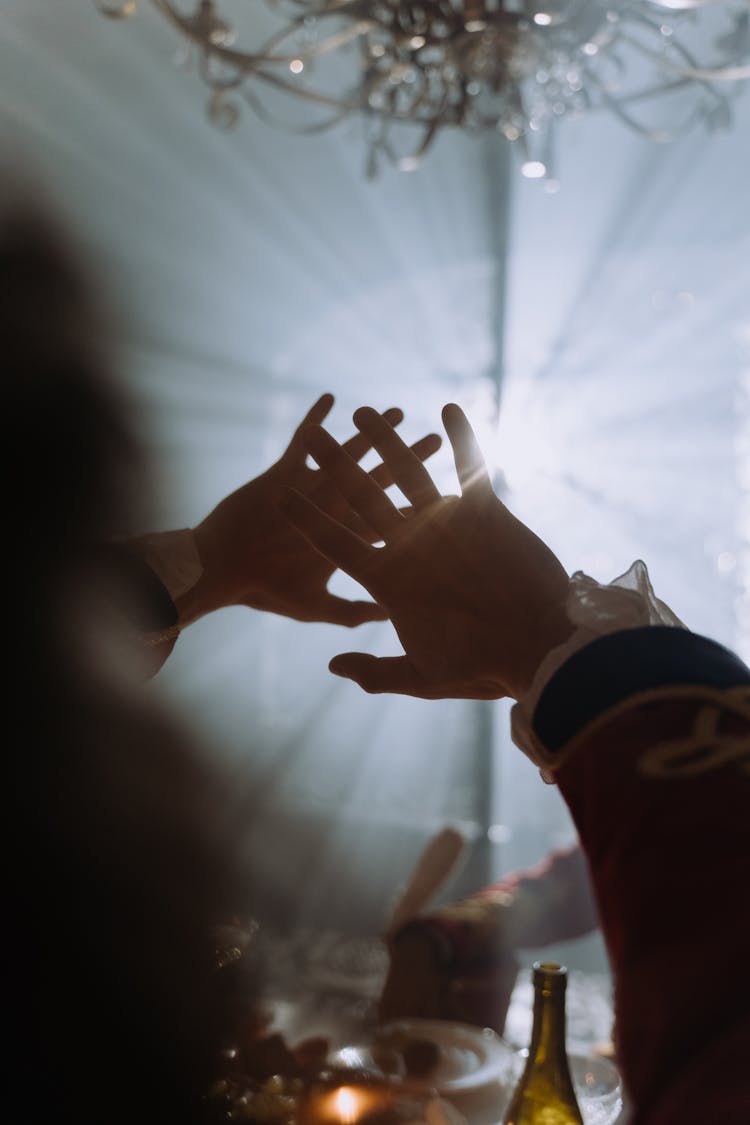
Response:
[303,424,405,541]
[353,406,443,509]
[275,486,374,579]
[442,404,493,498]
[341,406,404,464]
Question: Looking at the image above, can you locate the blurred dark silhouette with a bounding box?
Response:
[3,199,248,1124]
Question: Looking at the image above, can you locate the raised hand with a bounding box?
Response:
[378,925,519,1034]
[179,394,442,628]
[277,403,573,701]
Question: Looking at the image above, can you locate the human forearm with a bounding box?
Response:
[526,627,750,1122]
[391,842,597,965]
[379,842,599,1035]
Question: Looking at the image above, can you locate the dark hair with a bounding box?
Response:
[3,204,239,1124]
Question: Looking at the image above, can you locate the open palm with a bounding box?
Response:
[190,394,442,627]
[278,404,572,700]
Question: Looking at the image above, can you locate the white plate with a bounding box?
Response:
[329,1018,516,1093]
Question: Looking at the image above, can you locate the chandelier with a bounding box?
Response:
[95,1,750,178]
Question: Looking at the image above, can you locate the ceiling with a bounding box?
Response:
[2,1,748,953]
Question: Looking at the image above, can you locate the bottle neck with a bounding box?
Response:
[502,962,583,1125]
[527,982,570,1073]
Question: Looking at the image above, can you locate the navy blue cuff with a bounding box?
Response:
[534,627,750,754]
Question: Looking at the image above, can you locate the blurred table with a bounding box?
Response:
[249,925,627,1123]
[253,926,386,1047]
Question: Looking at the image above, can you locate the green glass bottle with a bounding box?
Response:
[502,961,585,1125]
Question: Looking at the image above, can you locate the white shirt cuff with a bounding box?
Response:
[510,559,687,781]
[129,528,203,603]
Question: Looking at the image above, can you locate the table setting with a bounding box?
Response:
[208,831,625,1125]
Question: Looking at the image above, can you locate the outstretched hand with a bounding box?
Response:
[277,404,573,701]
[180,394,442,628]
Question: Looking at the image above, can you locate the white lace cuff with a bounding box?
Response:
[510,559,687,781]
[128,529,203,602]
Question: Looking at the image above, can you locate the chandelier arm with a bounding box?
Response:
[374,63,446,123]
[93,0,750,178]
[150,0,262,64]
[193,52,373,111]
[239,82,359,132]
[613,25,737,115]
[662,62,750,81]
[616,25,746,85]
[586,70,714,142]
[617,10,750,83]
[356,59,459,124]
[404,90,447,124]
[153,0,379,67]
[371,111,442,170]
[404,116,443,160]
[95,0,138,15]
[257,17,380,62]
[611,74,720,106]
[198,53,244,91]
[277,0,376,13]
[239,66,366,110]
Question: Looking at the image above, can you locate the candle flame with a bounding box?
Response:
[333,1087,361,1124]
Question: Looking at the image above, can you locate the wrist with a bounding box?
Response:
[128,529,205,628]
[507,601,576,703]
[510,560,688,778]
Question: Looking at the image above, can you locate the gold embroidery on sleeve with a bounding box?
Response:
[638,686,750,778]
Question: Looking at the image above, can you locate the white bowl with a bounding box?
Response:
[328,1019,518,1125]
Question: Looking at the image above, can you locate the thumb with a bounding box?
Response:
[329,653,429,696]
[319,595,388,627]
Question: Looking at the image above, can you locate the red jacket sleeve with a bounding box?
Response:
[393,842,598,970]
[535,626,750,1125]
[387,843,599,1038]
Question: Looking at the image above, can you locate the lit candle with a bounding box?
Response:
[332,1087,366,1123]
[303,1084,389,1125]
